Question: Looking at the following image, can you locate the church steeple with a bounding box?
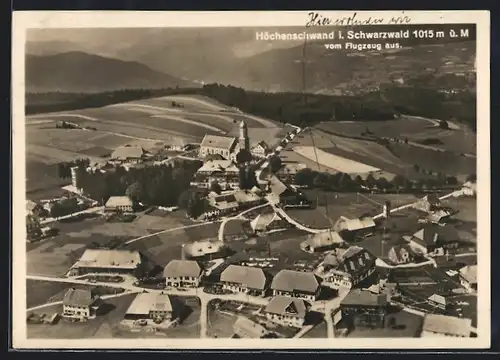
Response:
[239,120,249,152]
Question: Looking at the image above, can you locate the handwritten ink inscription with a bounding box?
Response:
[306,11,412,27]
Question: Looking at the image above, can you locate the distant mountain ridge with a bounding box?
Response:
[26,51,192,93]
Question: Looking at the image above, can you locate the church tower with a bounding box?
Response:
[239,120,250,152]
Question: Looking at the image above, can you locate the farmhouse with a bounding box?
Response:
[388,244,417,264]
[267,176,309,208]
[233,316,268,338]
[163,259,203,288]
[68,249,144,277]
[62,288,100,321]
[182,240,228,260]
[208,193,240,214]
[276,162,307,183]
[421,314,472,338]
[199,135,237,159]
[413,194,442,213]
[340,289,388,330]
[318,246,376,289]
[459,265,477,293]
[105,196,134,213]
[264,296,308,328]
[300,230,345,253]
[427,293,447,311]
[251,141,270,158]
[191,160,240,190]
[124,292,177,323]
[333,216,376,239]
[409,224,463,255]
[111,145,147,164]
[270,269,321,302]
[250,213,290,233]
[220,265,269,296]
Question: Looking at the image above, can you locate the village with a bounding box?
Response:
[25,112,478,340]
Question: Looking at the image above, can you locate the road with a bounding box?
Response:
[39,206,104,225]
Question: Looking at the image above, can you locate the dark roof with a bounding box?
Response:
[163,260,202,278]
[220,265,267,290]
[341,289,388,307]
[264,296,307,318]
[324,246,376,276]
[388,244,415,262]
[271,269,320,294]
[63,288,95,307]
[412,224,461,247]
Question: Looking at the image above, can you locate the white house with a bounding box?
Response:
[199,135,237,159]
[220,265,268,297]
[124,292,176,323]
[264,296,308,328]
[105,196,134,213]
[459,265,477,293]
[163,260,203,288]
[62,288,100,321]
[251,141,269,158]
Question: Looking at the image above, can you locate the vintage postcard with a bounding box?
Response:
[12,10,490,349]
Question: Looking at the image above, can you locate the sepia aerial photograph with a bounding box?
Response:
[20,17,482,345]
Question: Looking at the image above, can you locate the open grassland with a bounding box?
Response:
[319,116,476,154]
[288,129,411,179]
[26,159,70,195]
[26,212,218,277]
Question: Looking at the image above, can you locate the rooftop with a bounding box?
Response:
[459,265,477,284]
[183,240,225,258]
[63,288,96,307]
[220,265,267,290]
[105,196,133,208]
[264,296,307,318]
[72,249,141,270]
[200,135,236,151]
[125,292,173,315]
[322,246,376,276]
[233,316,267,338]
[422,314,472,337]
[334,216,376,232]
[111,145,146,160]
[271,269,320,294]
[411,224,461,247]
[197,160,239,173]
[302,230,345,249]
[341,289,388,307]
[163,259,202,278]
[250,213,280,231]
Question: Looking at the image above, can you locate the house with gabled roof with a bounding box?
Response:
[62,288,101,321]
[111,145,147,164]
[459,265,477,293]
[388,243,417,265]
[409,224,462,255]
[421,314,472,337]
[199,135,237,160]
[340,289,388,329]
[300,230,345,253]
[220,265,269,297]
[163,260,203,288]
[317,246,376,289]
[270,269,321,302]
[333,215,376,240]
[264,296,308,328]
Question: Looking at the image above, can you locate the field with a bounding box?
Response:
[284,128,412,179]
[26,94,286,197]
[26,211,221,277]
[286,191,419,230]
[319,116,476,155]
[302,320,328,338]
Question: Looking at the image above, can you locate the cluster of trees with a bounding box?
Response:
[294,168,461,193]
[57,158,91,179]
[76,160,202,207]
[26,214,42,240]
[49,197,81,218]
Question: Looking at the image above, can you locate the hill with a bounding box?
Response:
[25,51,192,93]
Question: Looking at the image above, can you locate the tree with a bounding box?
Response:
[313,172,329,188]
[445,176,458,186]
[376,177,390,191]
[466,173,477,182]
[268,156,282,173]
[294,168,314,187]
[337,173,354,190]
[126,181,143,203]
[365,174,377,189]
[391,174,407,189]
[235,149,252,164]
[413,164,420,173]
[210,181,222,195]
[187,193,205,219]
[354,175,365,188]
[26,215,42,240]
[178,190,193,209]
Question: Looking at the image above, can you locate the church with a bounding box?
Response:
[198,120,268,162]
